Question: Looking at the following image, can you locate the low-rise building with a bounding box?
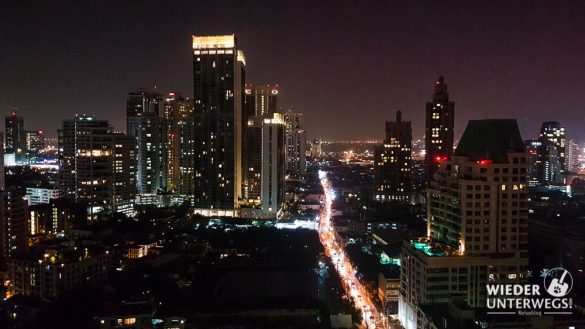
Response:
[7,245,111,299]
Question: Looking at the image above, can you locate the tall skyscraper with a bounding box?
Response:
[112,133,137,215]
[128,113,164,195]
[283,111,307,178]
[242,114,286,216]
[127,89,165,196]
[374,111,412,202]
[399,119,529,329]
[193,34,245,215]
[58,115,113,219]
[161,92,195,196]
[540,121,566,174]
[5,111,26,163]
[424,76,454,183]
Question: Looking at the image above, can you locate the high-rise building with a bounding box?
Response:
[525,139,561,186]
[112,133,137,215]
[126,89,165,196]
[283,111,307,178]
[58,115,113,218]
[25,130,45,153]
[539,121,566,174]
[424,76,454,183]
[374,111,412,202]
[0,188,29,264]
[566,138,581,173]
[5,111,26,163]
[244,84,278,123]
[193,34,245,215]
[399,119,529,329]
[126,88,163,129]
[128,113,164,195]
[161,92,195,195]
[242,114,286,216]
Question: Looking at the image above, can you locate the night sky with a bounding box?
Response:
[2,1,585,141]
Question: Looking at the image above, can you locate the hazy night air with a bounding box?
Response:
[2,1,585,140]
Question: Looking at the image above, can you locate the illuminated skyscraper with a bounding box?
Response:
[242,114,286,216]
[424,76,454,183]
[374,111,412,202]
[566,138,581,173]
[58,115,113,219]
[539,121,566,174]
[525,139,561,185]
[193,34,245,215]
[127,89,165,196]
[5,110,25,163]
[283,111,306,178]
[161,92,195,196]
[112,133,137,215]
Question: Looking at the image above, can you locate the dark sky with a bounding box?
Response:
[2,1,585,141]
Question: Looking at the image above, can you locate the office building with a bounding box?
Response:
[193,34,245,215]
[242,114,286,216]
[399,119,529,329]
[112,133,137,215]
[161,92,195,195]
[424,76,454,183]
[374,111,412,202]
[539,121,566,174]
[5,111,26,163]
[283,111,307,178]
[58,115,113,218]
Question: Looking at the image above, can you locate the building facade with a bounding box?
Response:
[399,119,530,329]
[0,188,29,264]
[193,34,245,215]
[112,133,137,215]
[161,92,195,196]
[374,111,412,202]
[283,111,306,178]
[5,111,26,163]
[539,121,566,174]
[424,76,454,183]
[58,115,113,218]
[242,114,286,216]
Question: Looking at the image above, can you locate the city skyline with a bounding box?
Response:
[2,1,585,141]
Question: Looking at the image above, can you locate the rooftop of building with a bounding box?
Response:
[10,242,109,265]
[408,237,460,257]
[455,119,525,163]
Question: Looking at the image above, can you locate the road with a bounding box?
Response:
[318,171,387,329]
